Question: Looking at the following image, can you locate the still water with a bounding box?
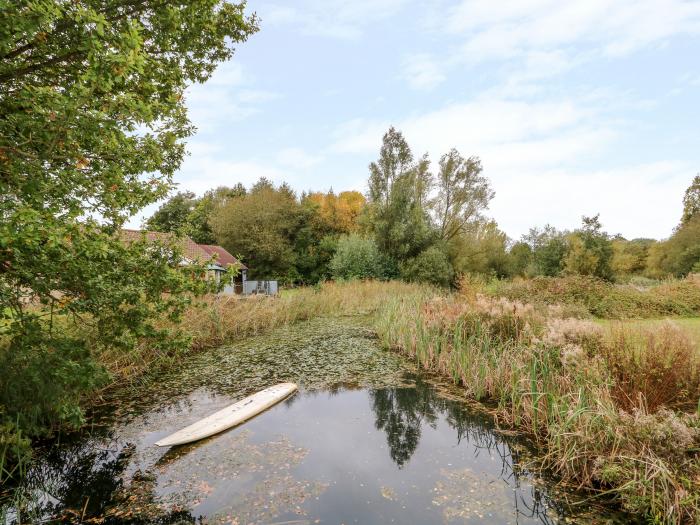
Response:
[2,318,627,524]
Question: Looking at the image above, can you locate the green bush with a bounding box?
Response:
[330,234,391,281]
[400,246,454,287]
[0,334,108,438]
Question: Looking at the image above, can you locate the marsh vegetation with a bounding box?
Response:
[376,276,700,522]
[3,2,700,524]
[2,317,628,525]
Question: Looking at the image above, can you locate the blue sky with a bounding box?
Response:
[133,0,700,240]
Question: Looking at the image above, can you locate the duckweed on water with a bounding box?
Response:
[102,317,414,423]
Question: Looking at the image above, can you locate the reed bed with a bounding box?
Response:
[374,290,700,523]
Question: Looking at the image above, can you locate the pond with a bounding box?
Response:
[2,318,629,524]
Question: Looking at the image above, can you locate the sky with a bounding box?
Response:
[130,0,700,241]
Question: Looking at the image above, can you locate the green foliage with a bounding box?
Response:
[294,230,338,285]
[145,185,246,243]
[431,149,492,241]
[611,238,655,278]
[375,292,700,522]
[211,181,302,283]
[203,181,366,285]
[365,127,435,263]
[293,192,365,283]
[681,174,700,226]
[302,191,365,236]
[450,220,511,278]
[400,245,454,287]
[522,225,568,277]
[649,215,700,277]
[145,191,211,243]
[363,127,494,284]
[0,415,31,481]
[330,234,392,281]
[508,241,533,277]
[0,0,257,478]
[563,215,613,280]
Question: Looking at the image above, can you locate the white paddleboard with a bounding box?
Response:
[155,382,298,447]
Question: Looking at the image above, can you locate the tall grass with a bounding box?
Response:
[375,290,700,522]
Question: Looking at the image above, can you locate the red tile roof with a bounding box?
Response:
[120,229,209,262]
[120,230,246,270]
[198,244,247,270]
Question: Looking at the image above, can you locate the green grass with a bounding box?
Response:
[596,318,700,348]
[487,275,700,319]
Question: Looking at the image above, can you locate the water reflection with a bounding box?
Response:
[2,318,629,524]
[371,386,426,467]
[368,378,578,524]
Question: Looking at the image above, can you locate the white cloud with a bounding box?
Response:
[412,0,700,89]
[263,0,408,39]
[276,147,323,169]
[332,96,598,158]
[679,72,700,87]
[331,118,391,154]
[447,0,700,60]
[185,62,280,133]
[401,53,447,90]
[490,162,692,240]
[177,158,289,196]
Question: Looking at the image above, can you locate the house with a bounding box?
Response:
[120,230,248,294]
[198,244,248,294]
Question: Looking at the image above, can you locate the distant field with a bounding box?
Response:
[596,317,700,347]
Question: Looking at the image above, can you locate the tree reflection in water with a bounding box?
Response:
[369,377,575,525]
[0,438,197,525]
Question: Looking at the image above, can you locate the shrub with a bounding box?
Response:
[399,246,454,287]
[602,321,700,411]
[329,234,391,281]
[0,416,31,482]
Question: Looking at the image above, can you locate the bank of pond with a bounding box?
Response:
[1,318,630,524]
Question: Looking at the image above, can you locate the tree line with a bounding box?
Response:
[147,128,700,286]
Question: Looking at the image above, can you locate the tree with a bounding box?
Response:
[681,174,700,226]
[292,191,366,284]
[563,215,613,280]
[302,190,365,235]
[651,215,700,277]
[145,185,246,244]
[611,238,655,278]
[210,180,303,282]
[431,149,493,241]
[563,234,600,276]
[508,241,533,277]
[0,0,257,467]
[450,220,511,278]
[145,191,208,239]
[364,127,434,262]
[523,225,568,276]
